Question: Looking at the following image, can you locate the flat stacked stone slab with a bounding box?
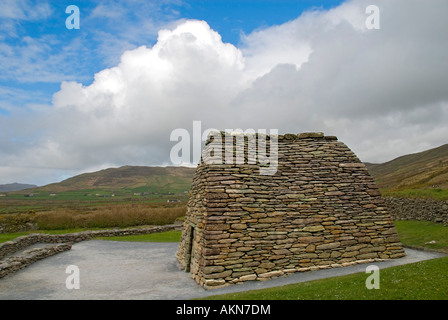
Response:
[176,132,406,289]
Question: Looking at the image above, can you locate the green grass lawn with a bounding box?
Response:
[394,220,448,252]
[0,228,97,243]
[381,188,448,201]
[202,256,448,300]
[0,229,182,243]
[93,230,182,242]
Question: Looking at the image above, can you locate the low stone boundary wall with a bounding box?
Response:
[384,197,448,225]
[0,243,72,279]
[0,224,180,279]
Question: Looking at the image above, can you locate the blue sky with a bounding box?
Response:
[177,1,344,43]
[1,0,448,185]
[0,0,344,109]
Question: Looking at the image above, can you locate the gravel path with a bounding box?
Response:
[0,240,444,300]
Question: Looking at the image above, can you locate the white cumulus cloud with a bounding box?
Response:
[2,0,448,185]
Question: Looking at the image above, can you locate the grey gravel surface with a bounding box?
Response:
[0,240,444,300]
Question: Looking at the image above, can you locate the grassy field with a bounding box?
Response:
[381,188,448,201]
[0,188,189,214]
[0,200,186,232]
[394,220,448,252]
[0,227,105,243]
[0,229,183,243]
[94,230,182,242]
[202,256,448,300]
[0,182,188,233]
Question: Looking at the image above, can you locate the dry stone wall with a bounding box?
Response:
[0,243,72,279]
[177,132,406,289]
[385,197,448,225]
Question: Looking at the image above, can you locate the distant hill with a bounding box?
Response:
[8,142,448,196]
[35,166,196,193]
[0,183,37,193]
[365,144,448,190]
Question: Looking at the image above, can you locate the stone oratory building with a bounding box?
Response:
[176,131,406,289]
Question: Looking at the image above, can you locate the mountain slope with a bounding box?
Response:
[36,166,196,193]
[9,141,448,195]
[0,183,37,192]
[365,144,448,190]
